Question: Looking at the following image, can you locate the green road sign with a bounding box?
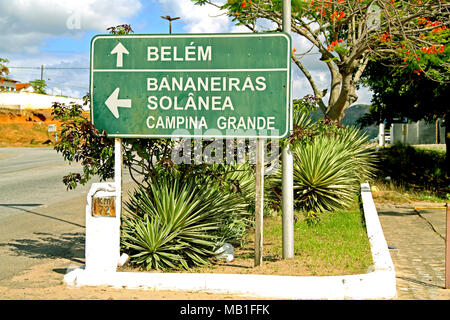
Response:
[90,33,291,139]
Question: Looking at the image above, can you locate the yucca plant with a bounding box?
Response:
[121,173,249,271]
[329,126,377,182]
[292,130,375,213]
[212,163,255,244]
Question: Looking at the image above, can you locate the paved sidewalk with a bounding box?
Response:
[376,203,450,300]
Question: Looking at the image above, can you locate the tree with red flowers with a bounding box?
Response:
[0,58,9,77]
[192,0,449,123]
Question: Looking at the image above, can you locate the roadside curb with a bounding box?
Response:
[64,182,397,300]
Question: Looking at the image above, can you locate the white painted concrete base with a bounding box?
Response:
[64,182,397,300]
[84,182,121,273]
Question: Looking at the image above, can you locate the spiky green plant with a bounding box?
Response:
[121,174,249,271]
[292,130,375,213]
[329,126,377,182]
[212,163,255,245]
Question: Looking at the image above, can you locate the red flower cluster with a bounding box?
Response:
[327,39,343,51]
[420,45,445,54]
[418,17,440,27]
[417,17,446,33]
[380,33,391,42]
[330,11,345,21]
[432,25,447,33]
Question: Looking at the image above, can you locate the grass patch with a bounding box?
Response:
[204,200,372,276]
[292,204,373,275]
[370,179,449,204]
[411,144,446,155]
[374,143,448,197]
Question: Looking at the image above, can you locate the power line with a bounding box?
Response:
[8,66,89,70]
[46,81,88,90]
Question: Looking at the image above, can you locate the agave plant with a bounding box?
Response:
[292,129,375,213]
[121,173,249,271]
[329,126,377,182]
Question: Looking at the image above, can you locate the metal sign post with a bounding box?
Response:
[282,0,295,259]
[254,138,265,267]
[115,138,122,227]
[446,203,449,289]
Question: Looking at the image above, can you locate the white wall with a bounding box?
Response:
[391,120,445,145]
[0,91,89,110]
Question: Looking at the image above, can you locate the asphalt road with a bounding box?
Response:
[1,148,90,219]
[0,147,133,284]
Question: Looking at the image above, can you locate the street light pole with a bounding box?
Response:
[161,15,180,34]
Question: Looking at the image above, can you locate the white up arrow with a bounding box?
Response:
[110,42,129,67]
[105,88,131,119]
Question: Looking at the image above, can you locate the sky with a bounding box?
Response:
[0,0,372,104]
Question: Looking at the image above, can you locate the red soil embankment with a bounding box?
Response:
[0,108,89,147]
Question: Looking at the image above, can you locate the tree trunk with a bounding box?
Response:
[325,73,357,124]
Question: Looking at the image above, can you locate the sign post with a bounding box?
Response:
[254,138,265,267]
[282,0,295,260]
[446,203,449,289]
[89,32,291,271]
[114,137,122,231]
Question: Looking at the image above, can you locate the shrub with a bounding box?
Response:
[121,172,250,271]
[291,128,375,213]
[375,143,448,195]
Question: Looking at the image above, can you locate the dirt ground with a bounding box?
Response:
[0,217,352,300]
[0,258,265,300]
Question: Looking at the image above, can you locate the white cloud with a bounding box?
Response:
[155,1,284,34]
[0,0,142,53]
[1,0,143,97]
[355,86,373,105]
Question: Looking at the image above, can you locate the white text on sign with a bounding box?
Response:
[147,43,212,62]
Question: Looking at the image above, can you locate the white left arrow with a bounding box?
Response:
[105,88,131,119]
[111,42,129,67]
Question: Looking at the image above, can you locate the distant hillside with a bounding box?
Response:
[343,104,378,139]
[308,104,378,139]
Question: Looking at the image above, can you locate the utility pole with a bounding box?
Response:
[161,15,180,34]
[282,0,295,260]
[40,65,44,81]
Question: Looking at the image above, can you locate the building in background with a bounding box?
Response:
[390,119,445,145]
[15,83,34,92]
[379,119,445,146]
[0,91,88,111]
[0,77,19,91]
